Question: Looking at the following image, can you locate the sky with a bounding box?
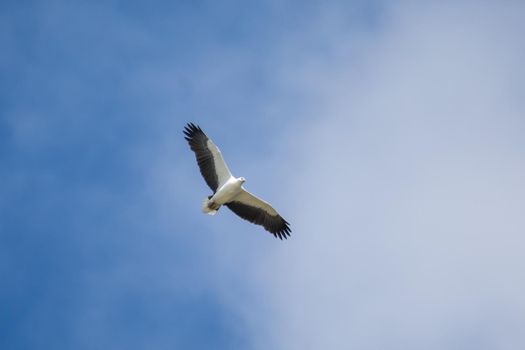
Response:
[1,0,525,349]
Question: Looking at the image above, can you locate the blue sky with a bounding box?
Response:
[1,1,525,349]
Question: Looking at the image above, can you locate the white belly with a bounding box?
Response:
[211,178,242,205]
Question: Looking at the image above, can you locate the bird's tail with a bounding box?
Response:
[202,197,219,215]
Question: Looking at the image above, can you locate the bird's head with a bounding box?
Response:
[238,177,246,184]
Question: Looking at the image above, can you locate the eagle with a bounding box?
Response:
[183,123,291,240]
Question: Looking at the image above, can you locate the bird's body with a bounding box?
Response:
[183,123,291,239]
[203,177,244,214]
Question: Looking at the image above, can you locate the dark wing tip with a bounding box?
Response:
[272,219,291,240]
[183,123,207,142]
[183,122,197,134]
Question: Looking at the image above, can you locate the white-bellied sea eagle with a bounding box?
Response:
[183,123,291,240]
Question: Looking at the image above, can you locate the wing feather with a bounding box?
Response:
[225,190,291,239]
[183,123,233,192]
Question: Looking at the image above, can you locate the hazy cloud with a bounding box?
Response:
[216,2,525,349]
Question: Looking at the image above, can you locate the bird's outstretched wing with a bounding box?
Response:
[183,123,233,192]
[226,190,291,239]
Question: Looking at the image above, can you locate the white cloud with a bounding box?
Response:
[215,2,525,349]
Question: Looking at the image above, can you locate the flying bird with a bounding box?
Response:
[183,123,291,239]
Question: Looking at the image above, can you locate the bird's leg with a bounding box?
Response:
[208,200,221,210]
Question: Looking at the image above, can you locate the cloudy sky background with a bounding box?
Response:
[1,0,524,349]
